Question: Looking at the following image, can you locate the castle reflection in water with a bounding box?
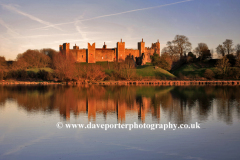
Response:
[44,86,161,123]
[59,96,158,123]
[0,85,240,124]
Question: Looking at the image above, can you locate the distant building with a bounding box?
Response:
[59,39,160,65]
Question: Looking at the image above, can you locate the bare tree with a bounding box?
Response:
[161,47,179,61]
[235,44,240,56]
[53,52,76,81]
[194,43,209,58]
[40,48,58,59]
[80,65,107,81]
[217,39,234,57]
[0,56,8,80]
[223,39,234,55]
[163,35,192,58]
[17,49,51,68]
[216,44,226,57]
[0,56,7,69]
[12,58,28,70]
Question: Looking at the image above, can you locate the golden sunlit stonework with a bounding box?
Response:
[59,39,160,64]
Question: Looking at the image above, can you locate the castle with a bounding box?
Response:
[59,39,160,65]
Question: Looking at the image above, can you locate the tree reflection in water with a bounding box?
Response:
[0,85,239,124]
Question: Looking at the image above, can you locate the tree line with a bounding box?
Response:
[1,35,240,81]
[0,48,137,81]
[151,35,240,80]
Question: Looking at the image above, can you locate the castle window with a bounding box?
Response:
[102,57,103,59]
[82,55,83,58]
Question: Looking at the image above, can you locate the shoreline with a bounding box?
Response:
[1,80,240,86]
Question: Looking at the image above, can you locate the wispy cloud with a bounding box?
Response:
[45,39,94,45]
[1,4,63,31]
[75,21,89,41]
[0,18,20,37]
[80,0,194,22]
[10,33,79,39]
[74,13,89,41]
[33,0,194,30]
[8,32,101,40]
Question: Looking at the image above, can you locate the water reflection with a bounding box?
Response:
[0,85,240,124]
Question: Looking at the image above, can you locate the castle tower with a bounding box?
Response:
[117,39,125,62]
[87,43,96,63]
[73,43,79,50]
[138,38,145,57]
[103,42,107,49]
[152,40,160,55]
[59,45,63,52]
[61,43,70,56]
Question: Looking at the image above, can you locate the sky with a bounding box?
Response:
[0,0,240,60]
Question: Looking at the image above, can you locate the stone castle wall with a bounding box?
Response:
[95,49,116,62]
[71,49,87,62]
[125,49,139,58]
[59,39,160,64]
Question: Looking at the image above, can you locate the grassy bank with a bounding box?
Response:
[76,62,176,79]
[171,61,216,78]
[136,65,175,78]
[8,60,238,81]
[26,68,54,73]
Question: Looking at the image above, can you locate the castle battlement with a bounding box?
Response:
[59,39,160,64]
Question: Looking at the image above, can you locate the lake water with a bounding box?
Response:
[0,85,240,160]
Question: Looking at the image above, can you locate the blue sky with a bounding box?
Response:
[0,0,240,60]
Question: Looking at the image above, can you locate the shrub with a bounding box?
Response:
[18,70,28,79]
[228,68,240,79]
[151,53,173,71]
[104,74,116,81]
[158,57,172,71]
[80,64,107,81]
[114,69,137,80]
[6,70,16,79]
[215,68,223,79]
[28,71,37,79]
[151,53,160,66]
[215,56,231,78]
[37,70,53,81]
[110,61,137,80]
[204,69,215,79]
[234,68,240,79]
